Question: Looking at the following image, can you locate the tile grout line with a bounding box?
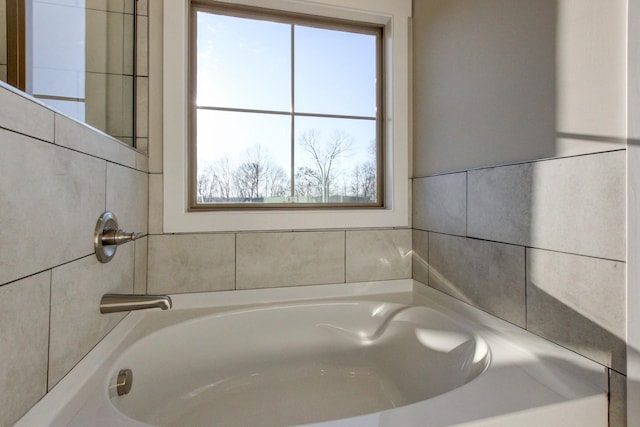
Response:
[46,269,52,393]
[145,236,150,295]
[343,230,347,283]
[465,171,469,237]
[104,160,109,212]
[413,147,627,180]
[415,230,625,264]
[524,247,528,330]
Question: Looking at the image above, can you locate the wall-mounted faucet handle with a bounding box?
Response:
[101,229,145,246]
[94,212,145,263]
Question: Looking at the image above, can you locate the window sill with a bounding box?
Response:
[164,204,409,233]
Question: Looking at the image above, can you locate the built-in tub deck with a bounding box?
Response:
[15,280,608,427]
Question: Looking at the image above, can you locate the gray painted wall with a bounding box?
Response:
[413,0,626,176]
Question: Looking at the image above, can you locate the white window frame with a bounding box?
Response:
[163,0,411,232]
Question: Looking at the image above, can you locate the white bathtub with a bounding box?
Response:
[16,280,608,427]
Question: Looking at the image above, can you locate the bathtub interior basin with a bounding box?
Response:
[109,301,490,427]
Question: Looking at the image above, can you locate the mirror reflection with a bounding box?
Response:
[1,0,136,146]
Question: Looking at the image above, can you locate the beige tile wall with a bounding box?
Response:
[0,272,49,427]
[412,172,466,235]
[237,231,346,289]
[49,246,134,387]
[148,233,236,294]
[527,248,626,372]
[0,83,148,427]
[412,149,627,423]
[428,233,526,328]
[346,229,412,282]
[0,86,54,141]
[146,230,412,294]
[0,127,105,284]
[413,151,626,365]
[468,151,625,260]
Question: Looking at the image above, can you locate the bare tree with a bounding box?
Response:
[198,131,366,204]
[350,139,377,201]
[196,157,234,202]
[350,161,377,201]
[196,164,217,203]
[233,145,289,201]
[297,129,353,202]
[265,166,290,198]
[295,166,321,199]
[234,148,266,200]
[212,156,233,201]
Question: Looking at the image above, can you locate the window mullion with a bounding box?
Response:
[290,23,296,201]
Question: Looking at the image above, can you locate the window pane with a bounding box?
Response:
[197,110,291,203]
[196,11,291,112]
[294,116,377,203]
[295,26,377,117]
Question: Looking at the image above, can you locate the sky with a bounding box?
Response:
[195,10,378,182]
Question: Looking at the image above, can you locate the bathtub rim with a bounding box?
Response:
[14,279,609,427]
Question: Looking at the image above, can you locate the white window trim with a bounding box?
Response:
[163,0,411,232]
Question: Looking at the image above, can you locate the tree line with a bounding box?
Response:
[196,129,377,203]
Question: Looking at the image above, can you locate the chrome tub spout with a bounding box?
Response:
[100,294,172,314]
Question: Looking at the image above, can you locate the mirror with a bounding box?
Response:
[1,0,136,146]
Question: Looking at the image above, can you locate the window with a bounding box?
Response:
[163,0,410,232]
[190,4,382,209]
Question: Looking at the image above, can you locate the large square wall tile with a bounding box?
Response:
[413,172,466,235]
[0,85,54,141]
[0,272,50,427]
[49,247,134,388]
[428,233,526,327]
[346,229,412,282]
[55,114,135,168]
[236,231,345,289]
[468,151,625,260]
[0,129,105,285]
[147,234,235,294]
[527,248,626,372]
